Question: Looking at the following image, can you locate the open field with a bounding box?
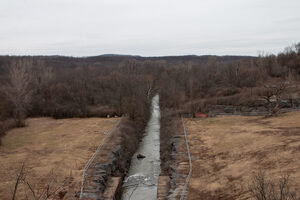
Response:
[184,112,300,200]
[0,117,118,200]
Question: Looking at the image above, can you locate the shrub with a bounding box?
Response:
[0,119,17,145]
[249,171,298,200]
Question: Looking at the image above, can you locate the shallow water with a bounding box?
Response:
[121,94,161,200]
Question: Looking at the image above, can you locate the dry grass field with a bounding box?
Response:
[0,117,118,200]
[184,112,300,200]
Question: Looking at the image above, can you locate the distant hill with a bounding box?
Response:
[86,54,255,63]
[0,54,256,70]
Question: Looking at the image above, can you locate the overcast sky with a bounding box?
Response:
[0,0,299,57]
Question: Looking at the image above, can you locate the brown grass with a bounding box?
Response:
[184,112,300,200]
[0,117,118,200]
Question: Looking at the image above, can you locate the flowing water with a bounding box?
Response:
[121,94,161,200]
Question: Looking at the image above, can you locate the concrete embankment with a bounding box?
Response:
[159,109,190,199]
[80,117,148,200]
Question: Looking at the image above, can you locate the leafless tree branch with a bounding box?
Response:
[11,163,25,200]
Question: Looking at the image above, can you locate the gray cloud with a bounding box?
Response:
[0,0,299,56]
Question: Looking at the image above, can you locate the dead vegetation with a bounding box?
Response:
[0,117,118,200]
[1,59,33,127]
[249,171,297,200]
[159,109,178,174]
[0,40,299,199]
[184,112,300,200]
[260,81,293,116]
[0,43,299,144]
[0,57,154,144]
[11,163,67,200]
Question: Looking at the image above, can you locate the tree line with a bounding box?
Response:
[1,43,300,142]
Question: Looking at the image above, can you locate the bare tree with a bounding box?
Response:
[294,43,300,55]
[249,171,297,200]
[261,81,290,116]
[2,59,33,127]
[145,74,155,99]
[30,61,55,116]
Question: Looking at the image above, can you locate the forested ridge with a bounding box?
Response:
[1,43,300,142]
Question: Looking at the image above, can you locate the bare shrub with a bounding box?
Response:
[0,119,17,144]
[216,87,241,97]
[87,105,117,117]
[11,163,66,200]
[249,171,298,200]
[260,81,291,116]
[114,118,146,174]
[159,109,180,174]
[0,123,5,145]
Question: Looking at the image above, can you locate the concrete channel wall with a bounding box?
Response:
[80,118,146,200]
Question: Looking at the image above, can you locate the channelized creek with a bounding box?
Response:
[121,94,161,200]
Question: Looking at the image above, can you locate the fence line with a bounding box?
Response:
[180,117,193,200]
[182,107,300,118]
[79,117,122,200]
